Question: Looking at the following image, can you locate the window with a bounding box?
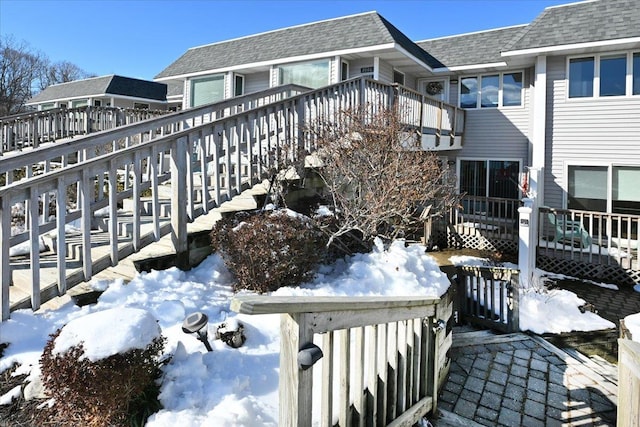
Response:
[279,60,329,89]
[568,165,640,215]
[133,102,149,109]
[191,75,224,107]
[460,160,520,199]
[481,75,499,108]
[568,57,594,98]
[503,73,523,107]
[94,100,102,107]
[569,52,640,98]
[613,166,640,215]
[41,103,55,110]
[600,54,626,96]
[71,99,88,108]
[460,77,478,109]
[234,74,244,97]
[459,72,523,108]
[393,70,405,86]
[633,53,640,95]
[341,61,349,81]
[568,166,607,211]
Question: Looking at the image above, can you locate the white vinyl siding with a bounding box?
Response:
[543,55,640,209]
[377,60,394,84]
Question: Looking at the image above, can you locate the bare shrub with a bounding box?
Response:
[306,106,459,251]
[210,209,326,292]
[39,329,165,427]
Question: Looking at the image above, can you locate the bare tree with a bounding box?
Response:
[0,35,94,115]
[39,60,94,91]
[0,35,46,115]
[307,106,459,251]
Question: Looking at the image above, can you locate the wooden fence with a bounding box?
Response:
[618,339,640,426]
[1,77,466,320]
[456,265,520,333]
[537,206,640,286]
[231,293,453,426]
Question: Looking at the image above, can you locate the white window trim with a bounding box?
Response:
[566,50,640,101]
[277,58,332,88]
[563,161,640,212]
[456,157,523,197]
[458,71,524,109]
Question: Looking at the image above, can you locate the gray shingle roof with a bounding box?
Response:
[504,0,640,52]
[417,26,527,68]
[155,12,442,79]
[28,75,167,104]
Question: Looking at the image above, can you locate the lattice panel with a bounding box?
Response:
[537,255,640,287]
[447,232,518,254]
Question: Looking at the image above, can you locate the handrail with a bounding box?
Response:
[1,77,467,320]
[0,84,312,180]
[231,293,452,426]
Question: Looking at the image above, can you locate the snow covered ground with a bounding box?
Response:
[0,240,637,426]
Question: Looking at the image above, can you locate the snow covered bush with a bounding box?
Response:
[210,209,326,292]
[39,308,165,427]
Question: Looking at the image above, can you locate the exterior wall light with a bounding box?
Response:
[298,343,323,370]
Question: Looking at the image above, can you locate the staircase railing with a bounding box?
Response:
[1,77,466,319]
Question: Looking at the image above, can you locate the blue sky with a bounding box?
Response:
[1,0,571,81]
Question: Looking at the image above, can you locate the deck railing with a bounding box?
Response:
[0,106,169,154]
[456,265,520,333]
[537,206,639,285]
[231,294,453,426]
[443,195,521,253]
[0,84,312,188]
[395,86,465,150]
[1,77,467,319]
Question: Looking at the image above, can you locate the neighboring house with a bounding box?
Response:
[26,75,169,111]
[154,0,640,216]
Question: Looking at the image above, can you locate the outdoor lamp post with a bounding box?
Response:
[182,312,213,352]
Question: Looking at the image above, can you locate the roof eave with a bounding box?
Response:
[155,43,399,81]
[502,36,640,58]
[432,62,509,73]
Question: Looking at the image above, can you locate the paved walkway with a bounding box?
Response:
[554,278,640,327]
[429,329,618,427]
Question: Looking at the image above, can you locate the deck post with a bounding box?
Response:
[171,136,189,269]
[280,313,314,427]
[518,198,534,289]
[1,195,11,320]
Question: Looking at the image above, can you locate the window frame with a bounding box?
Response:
[393,69,405,86]
[457,71,524,109]
[278,59,331,89]
[234,74,245,97]
[133,102,150,110]
[567,51,640,100]
[190,74,225,107]
[564,162,640,215]
[457,157,523,199]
